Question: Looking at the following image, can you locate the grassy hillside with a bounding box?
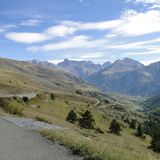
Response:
[0,58,95,96]
[0,57,159,160]
[142,94,160,112]
[0,91,158,160]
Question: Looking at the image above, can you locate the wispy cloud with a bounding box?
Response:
[27,35,106,52]
[5,24,76,44]
[20,19,43,26]
[142,57,160,65]
[126,0,160,9]
[0,24,16,33]
[5,32,48,43]
[5,9,160,44]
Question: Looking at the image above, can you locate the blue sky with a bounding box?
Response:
[0,0,160,65]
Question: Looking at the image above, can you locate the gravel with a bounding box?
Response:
[1,116,66,131]
[0,118,82,160]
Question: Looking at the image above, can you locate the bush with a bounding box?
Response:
[136,124,144,138]
[79,110,95,129]
[109,119,121,135]
[22,96,29,102]
[150,131,160,152]
[0,98,23,116]
[76,90,83,95]
[50,93,55,100]
[5,104,23,116]
[129,119,137,130]
[66,110,78,123]
[95,127,104,134]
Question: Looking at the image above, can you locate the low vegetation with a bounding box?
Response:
[66,110,78,123]
[79,110,95,129]
[0,92,160,159]
[35,115,52,124]
[0,97,23,116]
[109,119,121,135]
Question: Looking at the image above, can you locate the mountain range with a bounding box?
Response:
[0,58,95,96]
[58,58,160,96]
[2,57,160,97]
[58,58,111,78]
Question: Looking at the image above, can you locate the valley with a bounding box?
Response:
[1,57,160,160]
[58,58,160,96]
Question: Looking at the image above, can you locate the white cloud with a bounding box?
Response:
[20,19,43,26]
[126,0,160,6]
[104,37,160,50]
[5,9,160,44]
[126,0,160,9]
[79,52,103,59]
[61,20,122,31]
[133,0,160,4]
[62,9,160,36]
[113,10,160,36]
[5,32,48,44]
[5,24,77,44]
[45,25,76,37]
[141,58,160,65]
[48,59,64,64]
[27,35,106,52]
[0,24,16,33]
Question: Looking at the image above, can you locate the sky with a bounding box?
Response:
[0,0,160,65]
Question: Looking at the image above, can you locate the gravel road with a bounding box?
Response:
[0,118,82,160]
[1,117,66,131]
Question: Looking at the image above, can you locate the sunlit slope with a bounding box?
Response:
[0,58,95,95]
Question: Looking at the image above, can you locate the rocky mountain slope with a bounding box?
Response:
[0,58,95,96]
[58,58,111,78]
[57,58,160,96]
[86,59,160,96]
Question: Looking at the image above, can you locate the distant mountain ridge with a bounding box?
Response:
[0,58,96,96]
[58,58,111,78]
[56,58,160,96]
[101,58,144,74]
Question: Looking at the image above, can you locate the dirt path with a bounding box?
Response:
[0,118,82,160]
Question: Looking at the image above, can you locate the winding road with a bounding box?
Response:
[0,118,81,160]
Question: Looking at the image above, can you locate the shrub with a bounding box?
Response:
[136,124,144,138]
[66,110,78,123]
[76,90,83,95]
[79,110,95,129]
[109,119,121,135]
[50,93,55,100]
[22,96,29,102]
[150,131,160,152]
[7,104,22,116]
[129,119,137,130]
[104,99,110,104]
[95,127,104,134]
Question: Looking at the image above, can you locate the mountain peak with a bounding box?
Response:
[102,58,144,74]
[58,59,103,78]
[29,59,56,68]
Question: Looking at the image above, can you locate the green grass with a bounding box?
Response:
[41,130,110,160]
[41,129,159,160]
[35,115,52,124]
[0,92,160,160]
